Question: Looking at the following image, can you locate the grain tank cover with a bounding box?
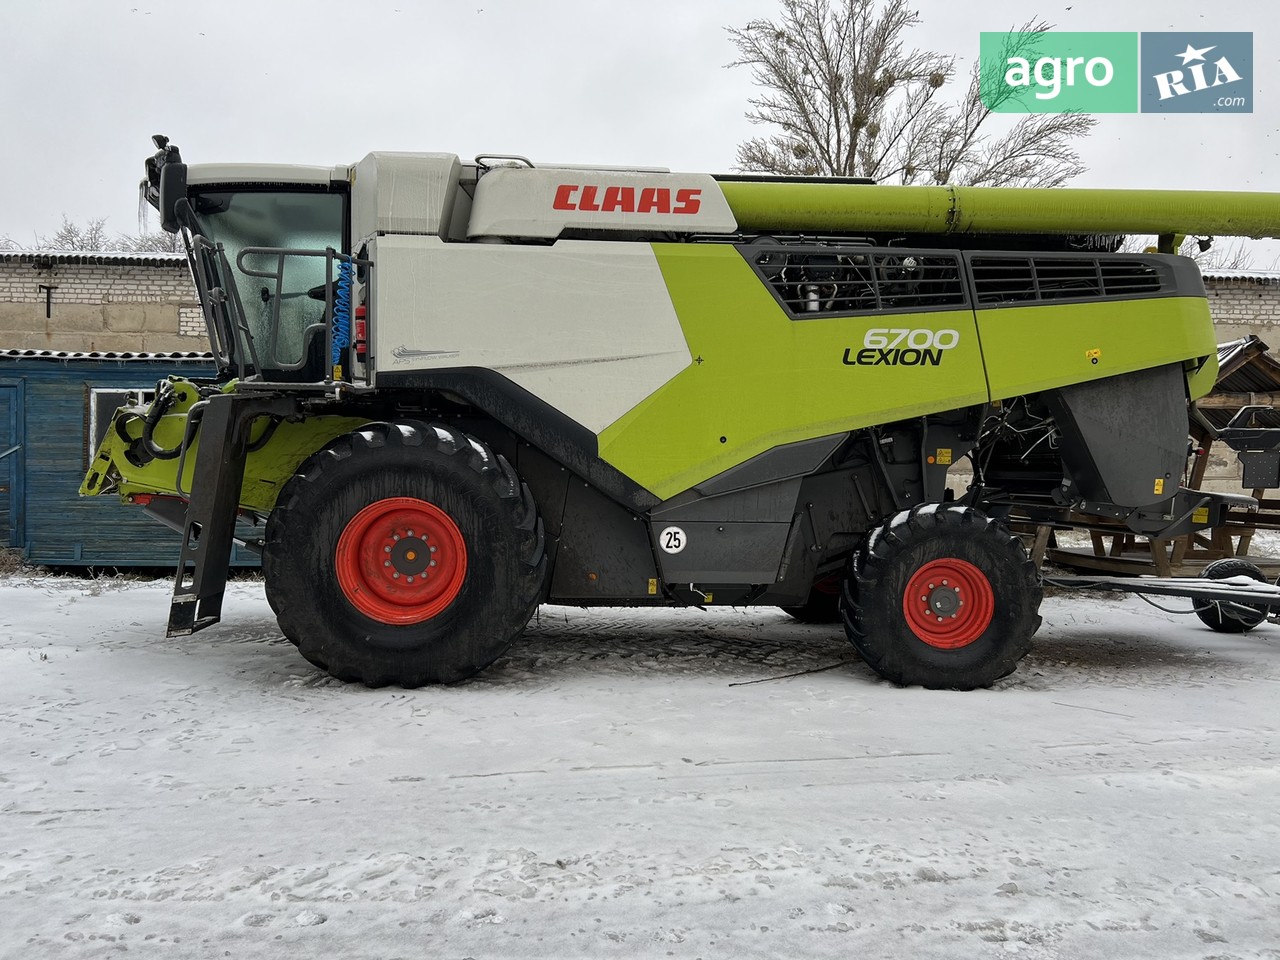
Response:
[351,152,463,241]
[467,166,737,240]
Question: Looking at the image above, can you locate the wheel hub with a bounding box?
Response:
[903,558,995,649]
[335,497,467,625]
[385,534,433,580]
[926,583,961,617]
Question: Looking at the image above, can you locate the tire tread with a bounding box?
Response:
[839,505,1041,689]
[264,420,547,686]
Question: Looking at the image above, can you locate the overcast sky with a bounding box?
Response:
[1,0,1274,251]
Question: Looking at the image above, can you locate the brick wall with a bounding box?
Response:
[0,257,204,353]
[1205,276,1280,342]
[178,305,206,338]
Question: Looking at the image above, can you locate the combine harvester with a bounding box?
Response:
[81,136,1280,688]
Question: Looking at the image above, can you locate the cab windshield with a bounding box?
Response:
[188,189,345,379]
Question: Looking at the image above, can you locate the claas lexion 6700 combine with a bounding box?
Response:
[81,135,1280,689]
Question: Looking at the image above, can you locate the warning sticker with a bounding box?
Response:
[935,448,953,466]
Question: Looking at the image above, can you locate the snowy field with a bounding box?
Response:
[2,573,1278,959]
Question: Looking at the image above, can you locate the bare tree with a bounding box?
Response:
[116,231,184,254]
[1181,237,1260,272]
[0,216,183,254]
[41,216,113,251]
[728,0,1095,187]
[1119,234,1270,273]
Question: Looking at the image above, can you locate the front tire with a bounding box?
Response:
[263,421,547,686]
[842,505,1042,689]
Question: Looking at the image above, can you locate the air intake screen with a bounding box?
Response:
[745,246,967,318]
[971,256,1164,306]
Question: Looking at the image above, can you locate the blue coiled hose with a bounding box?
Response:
[331,258,353,367]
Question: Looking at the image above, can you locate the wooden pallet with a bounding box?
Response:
[1016,499,1280,577]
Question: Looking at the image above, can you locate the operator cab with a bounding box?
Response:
[189,189,346,380]
[144,135,350,383]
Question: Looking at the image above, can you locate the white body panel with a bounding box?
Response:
[467,167,737,240]
[351,153,463,242]
[371,236,692,434]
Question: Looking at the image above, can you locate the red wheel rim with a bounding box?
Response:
[902,558,994,649]
[335,497,467,624]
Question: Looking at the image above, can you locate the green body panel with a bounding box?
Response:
[977,297,1218,400]
[597,244,990,499]
[1186,351,1219,402]
[81,379,365,513]
[719,182,1280,239]
[599,247,1219,501]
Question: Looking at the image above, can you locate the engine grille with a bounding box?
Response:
[970,256,1165,306]
[742,245,967,318]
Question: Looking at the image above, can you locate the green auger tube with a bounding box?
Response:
[717,181,1280,239]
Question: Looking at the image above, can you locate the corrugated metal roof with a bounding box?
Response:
[0,348,213,362]
[1204,336,1280,429]
[1201,268,1280,283]
[1216,336,1270,370]
[0,250,186,267]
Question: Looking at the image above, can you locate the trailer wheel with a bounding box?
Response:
[841,505,1042,689]
[263,421,547,686]
[1192,558,1268,633]
[779,576,842,623]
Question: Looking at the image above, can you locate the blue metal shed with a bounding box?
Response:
[0,349,259,567]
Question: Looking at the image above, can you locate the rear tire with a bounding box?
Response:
[841,505,1042,690]
[1192,557,1268,633]
[263,421,547,686]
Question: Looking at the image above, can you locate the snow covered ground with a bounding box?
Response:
[2,573,1278,959]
